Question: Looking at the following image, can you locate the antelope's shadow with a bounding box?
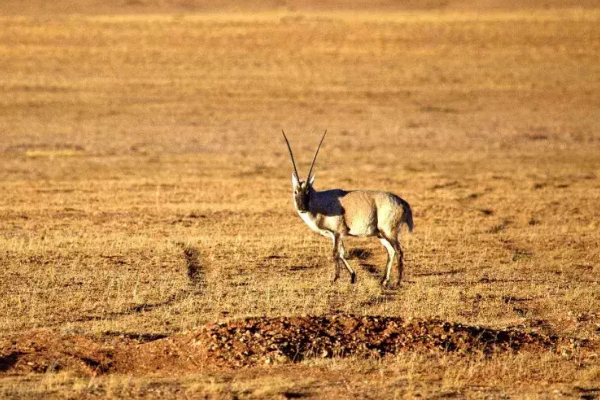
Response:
[348,248,373,261]
[347,247,383,281]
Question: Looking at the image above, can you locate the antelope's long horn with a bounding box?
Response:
[281,130,299,180]
[306,129,327,180]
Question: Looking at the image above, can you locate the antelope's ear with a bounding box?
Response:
[292,173,300,187]
[308,174,316,186]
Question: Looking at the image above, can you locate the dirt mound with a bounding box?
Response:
[0,314,589,375]
[194,314,584,367]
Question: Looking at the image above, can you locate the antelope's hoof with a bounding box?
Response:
[380,279,390,288]
[350,273,356,284]
[332,275,339,283]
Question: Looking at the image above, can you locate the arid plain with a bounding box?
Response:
[1,1,599,398]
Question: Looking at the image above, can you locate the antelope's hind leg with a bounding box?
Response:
[379,237,396,287]
[395,239,404,285]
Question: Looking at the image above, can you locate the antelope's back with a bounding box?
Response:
[340,191,407,237]
[337,191,377,236]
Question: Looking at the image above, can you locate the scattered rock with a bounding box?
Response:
[194,314,585,368]
[0,314,593,375]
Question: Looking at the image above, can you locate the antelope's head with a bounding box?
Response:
[282,130,327,213]
[291,174,315,213]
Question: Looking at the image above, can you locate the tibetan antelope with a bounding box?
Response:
[282,130,413,287]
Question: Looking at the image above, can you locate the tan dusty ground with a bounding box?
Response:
[2,0,600,15]
[1,1,600,398]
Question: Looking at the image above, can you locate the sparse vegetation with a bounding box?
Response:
[1,1,599,398]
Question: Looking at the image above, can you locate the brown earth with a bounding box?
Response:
[1,0,599,15]
[1,314,592,377]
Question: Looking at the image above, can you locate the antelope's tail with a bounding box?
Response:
[402,201,414,233]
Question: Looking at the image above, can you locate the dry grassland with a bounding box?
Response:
[0,3,599,399]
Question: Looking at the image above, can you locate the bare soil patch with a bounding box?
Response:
[0,314,592,376]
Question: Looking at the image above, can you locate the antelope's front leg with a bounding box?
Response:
[338,239,356,284]
[332,253,341,283]
[328,231,341,283]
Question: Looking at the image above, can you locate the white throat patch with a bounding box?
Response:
[297,210,321,234]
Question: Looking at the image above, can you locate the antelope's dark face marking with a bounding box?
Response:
[292,175,314,213]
